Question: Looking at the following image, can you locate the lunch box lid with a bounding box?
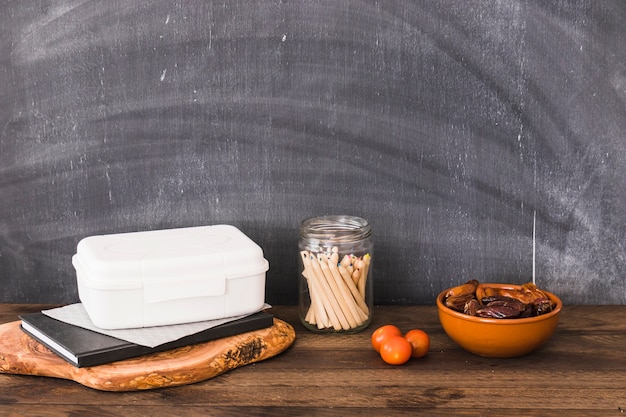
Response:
[72,225,269,303]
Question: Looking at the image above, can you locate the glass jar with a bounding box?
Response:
[298,215,373,333]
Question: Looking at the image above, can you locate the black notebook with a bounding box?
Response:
[20,310,274,368]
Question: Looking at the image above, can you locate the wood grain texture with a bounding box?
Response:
[0,317,295,391]
[0,304,625,416]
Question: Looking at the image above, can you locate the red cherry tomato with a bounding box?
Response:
[379,335,412,365]
[371,324,402,353]
[404,329,430,358]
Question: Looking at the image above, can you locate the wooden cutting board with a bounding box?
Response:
[0,318,295,391]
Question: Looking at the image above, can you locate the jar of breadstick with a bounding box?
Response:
[298,215,373,333]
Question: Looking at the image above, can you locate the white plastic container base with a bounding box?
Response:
[72,225,269,329]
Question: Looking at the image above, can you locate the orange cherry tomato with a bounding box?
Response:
[379,335,412,365]
[404,329,430,358]
[371,324,402,353]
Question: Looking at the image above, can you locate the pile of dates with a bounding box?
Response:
[444,279,556,319]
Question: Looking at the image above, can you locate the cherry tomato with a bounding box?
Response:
[379,335,412,365]
[404,329,430,358]
[371,324,402,353]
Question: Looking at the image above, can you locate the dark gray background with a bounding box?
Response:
[1,1,625,305]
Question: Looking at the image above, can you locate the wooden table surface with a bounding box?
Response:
[0,304,624,416]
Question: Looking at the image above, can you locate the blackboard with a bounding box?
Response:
[1,1,625,305]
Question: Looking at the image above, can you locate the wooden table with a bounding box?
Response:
[0,304,624,416]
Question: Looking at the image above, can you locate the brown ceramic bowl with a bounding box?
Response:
[436,283,562,358]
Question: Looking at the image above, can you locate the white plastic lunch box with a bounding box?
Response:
[72,225,269,329]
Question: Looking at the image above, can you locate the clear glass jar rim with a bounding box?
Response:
[300,215,371,242]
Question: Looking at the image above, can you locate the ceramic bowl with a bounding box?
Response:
[436,283,562,358]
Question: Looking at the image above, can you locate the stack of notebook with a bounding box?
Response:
[19,305,274,368]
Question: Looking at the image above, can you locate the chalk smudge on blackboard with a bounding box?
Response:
[0,1,624,305]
